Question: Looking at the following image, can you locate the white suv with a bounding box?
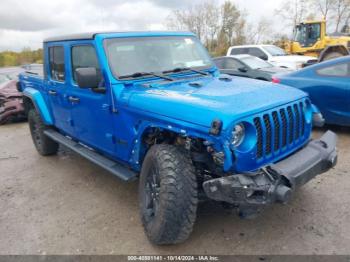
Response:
[227,45,317,70]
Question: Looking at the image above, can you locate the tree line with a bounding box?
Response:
[0,48,43,67]
[167,0,350,56]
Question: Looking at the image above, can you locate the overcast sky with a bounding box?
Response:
[0,0,284,51]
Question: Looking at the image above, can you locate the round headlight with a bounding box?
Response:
[232,123,245,147]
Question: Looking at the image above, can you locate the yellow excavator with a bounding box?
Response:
[284,20,350,62]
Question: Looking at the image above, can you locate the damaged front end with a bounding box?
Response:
[0,80,25,124]
[203,131,337,218]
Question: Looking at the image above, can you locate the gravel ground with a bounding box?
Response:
[0,122,349,255]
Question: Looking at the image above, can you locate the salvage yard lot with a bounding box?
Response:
[1,122,349,255]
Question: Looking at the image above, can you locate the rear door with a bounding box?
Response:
[306,61,350,125]
[46,44,75,136]
[66,42,116,155]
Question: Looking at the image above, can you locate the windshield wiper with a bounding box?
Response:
[163,67,210,76]
[119,72,174,81]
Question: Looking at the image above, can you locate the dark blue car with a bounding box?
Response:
[273,56,350,126]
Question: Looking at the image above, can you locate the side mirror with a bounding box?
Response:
[238,67,248,73]
[259,55,268,61]
[75,67,100,89]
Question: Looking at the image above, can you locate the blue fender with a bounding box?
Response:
[311,103,325,127]
[128,120,223,171]
[23,87,53,125]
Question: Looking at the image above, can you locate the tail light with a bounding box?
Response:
[272,77,280,84]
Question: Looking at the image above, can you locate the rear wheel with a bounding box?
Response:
[139,144,198,245]
[28,108,58,156]
[322,51,344,61]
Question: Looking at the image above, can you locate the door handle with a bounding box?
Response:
[68,96,80,103]
[48,90,57,96]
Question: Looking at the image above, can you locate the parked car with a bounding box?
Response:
[19,31,337,245]
[272,56,350,126]
[21,63,44,74]
[227,44,318,70]
[213,55,293,81]
[0,69,25,124]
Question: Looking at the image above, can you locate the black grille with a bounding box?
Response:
[280,108,287,147]
[272,111,280,151]
[254,102,307,159]
[294,104,300,140]
[263,114,272,155]
[254,117,263,159]
[287,106,294,144]
[300,102,305,135]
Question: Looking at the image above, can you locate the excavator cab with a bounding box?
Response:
[293,22,322,48]
[287,19,349,62]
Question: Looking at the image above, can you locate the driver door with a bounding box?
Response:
[67,42,116,156]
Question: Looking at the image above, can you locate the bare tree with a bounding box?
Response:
[167,5,206,41]
[167,0,245,54]
[275,0,310,32]
[333,0,350,32]
[166,1,220,44]
[309,0,336,20]
[203,2,220,50]
[221,1,241,45]
[247,17,272,44]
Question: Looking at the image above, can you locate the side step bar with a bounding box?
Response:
[44,129,138,182]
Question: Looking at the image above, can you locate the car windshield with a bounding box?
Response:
[262,46,287,56]
[104,36,213,78]
[240,56,273,69]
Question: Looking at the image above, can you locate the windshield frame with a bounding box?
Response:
[103,35,214,81]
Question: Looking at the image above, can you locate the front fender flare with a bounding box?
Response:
[23,87,53,125]
[128,121,222,171]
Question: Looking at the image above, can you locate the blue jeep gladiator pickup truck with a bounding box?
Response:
[19,31,337,245]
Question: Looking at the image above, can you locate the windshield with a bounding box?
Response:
[294,23,321,46]
[294,25,304,42]
[262,46,287,56]
[105,36,213,78]
[241,56,273,69]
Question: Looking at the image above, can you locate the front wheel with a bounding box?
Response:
[28,108,59,156]
[139,144,198,245]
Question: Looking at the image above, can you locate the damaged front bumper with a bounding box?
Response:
[203,131,337,216]
[0,98,25,124]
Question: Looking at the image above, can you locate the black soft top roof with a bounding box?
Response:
[43,32,99,43]
[43,31,194,43]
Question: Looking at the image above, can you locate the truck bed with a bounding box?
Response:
[18,71,44,92]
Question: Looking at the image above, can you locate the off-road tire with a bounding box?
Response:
[139,144,198,245]
[28,108,58,156]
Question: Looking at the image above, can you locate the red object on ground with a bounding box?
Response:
[0,79,25,124]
